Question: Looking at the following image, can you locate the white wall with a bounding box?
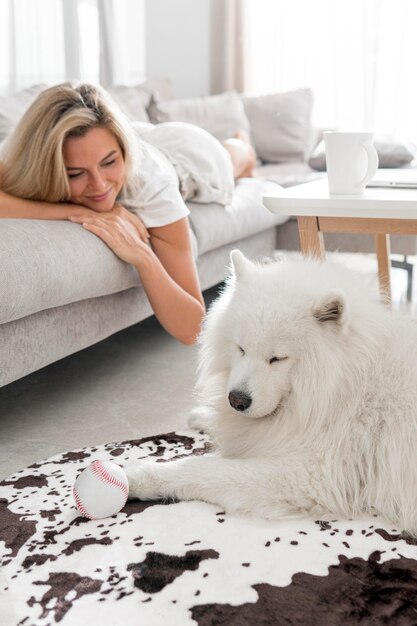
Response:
[145,0,210,99]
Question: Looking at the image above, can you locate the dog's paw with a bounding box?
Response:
[187,405,216,432]
[125,462,164,501]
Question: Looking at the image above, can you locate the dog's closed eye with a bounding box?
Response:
[269,356,288,364]
[238,345,245,356]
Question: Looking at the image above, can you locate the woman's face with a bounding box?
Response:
[63,126,126,212]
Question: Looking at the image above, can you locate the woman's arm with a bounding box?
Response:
[69,209,205,344]
[0,188,150,245]
[0,166,103,220]
[0,188,88,220]
[0,166,81,219]
[144,219,205,343]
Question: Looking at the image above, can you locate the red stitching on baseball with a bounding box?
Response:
[91,460,129,498]
[73,485,95,520]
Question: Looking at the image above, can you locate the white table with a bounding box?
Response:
[263,178,417,304]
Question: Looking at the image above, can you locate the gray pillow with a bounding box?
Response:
[137,77,175,102]
[107,78,175,123]
[0,113,12,143]
[309,135,416,171]
[148,91,252,142]
[107,85,152,122]
[0,84,47,141]
[243,88,314,163]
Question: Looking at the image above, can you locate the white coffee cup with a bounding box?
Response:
[324,131,379,194]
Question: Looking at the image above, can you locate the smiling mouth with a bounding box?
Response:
[86,188,113,202]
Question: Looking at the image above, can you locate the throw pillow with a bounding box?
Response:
[0,84,47,140]
[107,85,152,122]
[242,88,314,163]
[107,78,175,122]
[0,113,13,143]
[138,77,175,102]
[148,91,252,142]
[309,135,416,171]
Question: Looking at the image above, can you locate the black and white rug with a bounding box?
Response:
[1,431,417,625]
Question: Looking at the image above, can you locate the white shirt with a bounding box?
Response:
[127,130,190,228]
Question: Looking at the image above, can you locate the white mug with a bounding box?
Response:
[324,131,379,194]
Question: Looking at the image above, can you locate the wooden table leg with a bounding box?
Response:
[297,216,325,259]
[374,234,392,306]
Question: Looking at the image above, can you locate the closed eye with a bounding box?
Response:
[67,158,118,179]
[237,345,245,356]
[269,356,288,364]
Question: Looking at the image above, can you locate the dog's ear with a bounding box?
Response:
[312,289,349,326]
[230,249,254,280]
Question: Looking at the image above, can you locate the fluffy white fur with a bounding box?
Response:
[127,251,417,535]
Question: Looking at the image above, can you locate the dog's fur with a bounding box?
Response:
[127,251,417,535]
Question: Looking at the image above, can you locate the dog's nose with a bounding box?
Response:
[228,390,252,412]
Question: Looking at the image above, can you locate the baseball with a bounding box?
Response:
[73,460,129,519]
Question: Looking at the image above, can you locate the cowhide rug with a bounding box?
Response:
[1,431,417,626]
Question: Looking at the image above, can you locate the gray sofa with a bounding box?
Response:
[0,175,289,387]
[0,82,415,387]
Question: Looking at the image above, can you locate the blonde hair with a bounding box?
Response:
[1,82,139,202]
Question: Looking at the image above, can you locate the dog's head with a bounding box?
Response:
[197,250,378,424]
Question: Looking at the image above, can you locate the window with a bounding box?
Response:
[0,0,146,95]
[244,0,417,141]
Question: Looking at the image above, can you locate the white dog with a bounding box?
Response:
[127,250,417,536]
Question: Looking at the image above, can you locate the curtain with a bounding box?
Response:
[243,0,417,142]
[210,0,246,94]
[0,0,146,95]
[98,0,146,87]
[1,0,66,93]
[373,0,417,142]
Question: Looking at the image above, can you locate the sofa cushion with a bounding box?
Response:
[149,91,252,141]
[0,220,141,325]
[187,178,287,256]
[243,88,314,163]
[0,217,198,325]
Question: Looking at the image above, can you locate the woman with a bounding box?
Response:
[0,83,256,344]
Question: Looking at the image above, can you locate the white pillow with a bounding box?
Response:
[243,88,314,163]
[149,91,252,142]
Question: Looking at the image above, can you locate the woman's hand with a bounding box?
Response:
[113,204,150,243]
[68,204,150,266]
[61,205,98,220]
